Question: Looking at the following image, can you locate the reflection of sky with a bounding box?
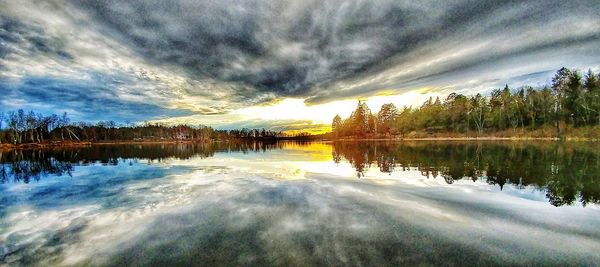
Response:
[1,145,600,265]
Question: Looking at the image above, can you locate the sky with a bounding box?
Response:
[0,0,599,133]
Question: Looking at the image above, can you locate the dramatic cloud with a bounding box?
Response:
[0,0,599,129]
[0,76,193,122]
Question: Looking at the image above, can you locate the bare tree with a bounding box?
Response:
[0,112,4,144]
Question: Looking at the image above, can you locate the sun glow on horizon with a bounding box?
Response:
[149,88,445,134]
[231,88,444,129]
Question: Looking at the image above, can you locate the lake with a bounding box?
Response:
[1,141,599,266]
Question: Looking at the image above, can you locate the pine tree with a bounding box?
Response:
[332,115,342,138]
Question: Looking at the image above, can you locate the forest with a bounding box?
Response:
[0,110,296,146]
[332,67,600,139]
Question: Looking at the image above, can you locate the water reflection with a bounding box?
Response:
[2,141,599,207]
[0,151,73,184]
[332,141,600,207]
[0,141,291,181]
[1,141,599,266]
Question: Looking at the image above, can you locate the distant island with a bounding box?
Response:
[331,67,600,141]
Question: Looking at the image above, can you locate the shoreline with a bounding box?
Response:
[0,140,213,150]
[91,140,214,145]
[329,137,564,141]
[1,135,598,150]
[329,137,600,142]
[0,141,93,150]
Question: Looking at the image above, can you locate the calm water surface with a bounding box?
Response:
[1,141,599,266]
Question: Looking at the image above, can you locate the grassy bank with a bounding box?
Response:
[331,126,600,141]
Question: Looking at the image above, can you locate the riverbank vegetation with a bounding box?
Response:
[332,67,600,140]
[0,111,313,148]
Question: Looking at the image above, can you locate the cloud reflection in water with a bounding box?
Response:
[1,142,599,266]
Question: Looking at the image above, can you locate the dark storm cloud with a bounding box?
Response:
[0,15,72,61]
[71,0,600,101]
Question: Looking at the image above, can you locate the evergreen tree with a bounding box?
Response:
[552,67,572,133]
[377,103,398,135]
[584,69,600,125]
[563,71,584,125]
[350,101,372,137]
[332,115,342,138]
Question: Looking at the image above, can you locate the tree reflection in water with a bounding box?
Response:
[0,141,292,183]
[1,141,599,207]
[332,141,600,207]
[0,150,73,184]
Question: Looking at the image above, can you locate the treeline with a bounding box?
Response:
[332,67,600,138]
[0,110,294,145]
